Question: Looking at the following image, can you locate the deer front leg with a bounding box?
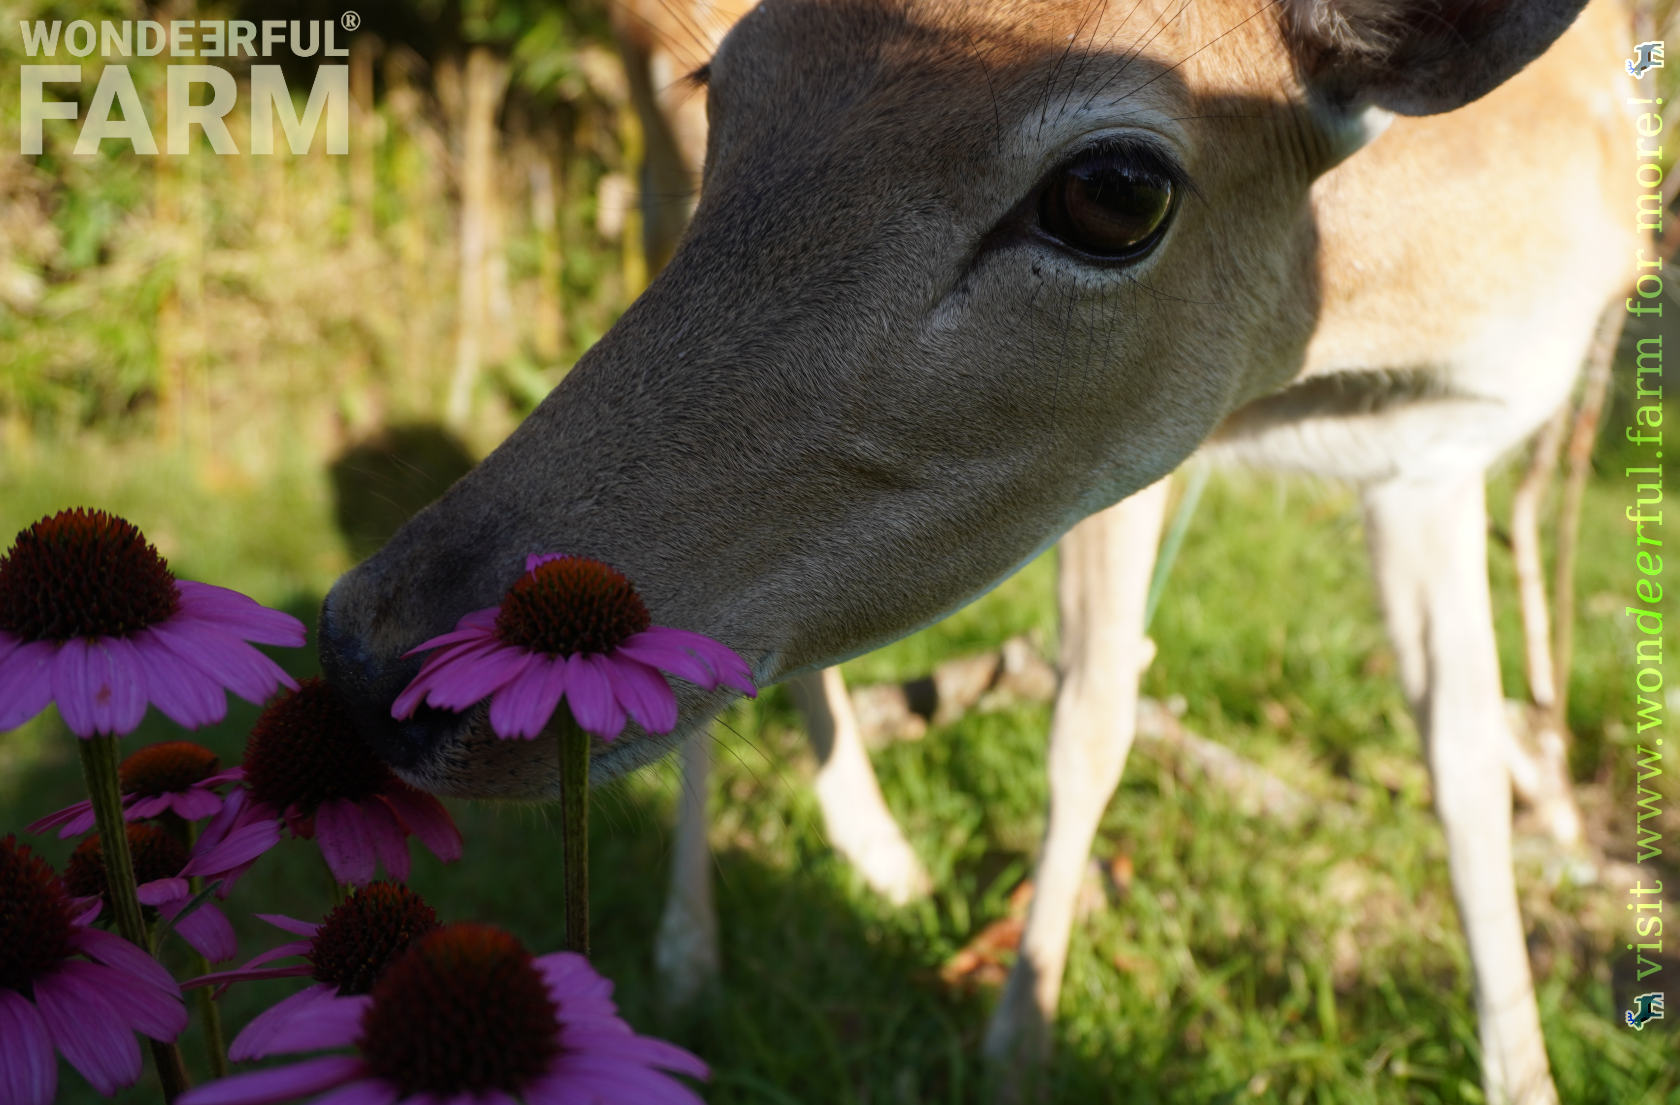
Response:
[655,728,720,1008]
[656,664,930,1008]
[1362,475,1557,1105]
[789,667,932,904]
[984,479,1169,1077]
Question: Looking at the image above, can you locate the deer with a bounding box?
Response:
[317,1,1640,1102]
[612,0,938,1001]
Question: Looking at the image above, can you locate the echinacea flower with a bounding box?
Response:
[179,922,708,1105]
[184,882,439,1061]
[184,678,462,888]
[393,553,755,740]
[0,834,188,1105]
[28,740,239,839]
[0,509,306,737]
[64,822,237,963]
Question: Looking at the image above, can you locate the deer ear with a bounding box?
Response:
[1283,0,1590,117]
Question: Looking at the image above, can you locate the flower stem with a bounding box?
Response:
[76,738,146,940]
[557,709,590,956]
[192,967,228,1079]
[76,736,191,1101]
[185,823,228,1080]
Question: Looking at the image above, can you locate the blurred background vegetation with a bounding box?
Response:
[0,0,658,461]
[1,0,1677,1102]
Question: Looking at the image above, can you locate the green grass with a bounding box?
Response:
[0,433,1674,1105]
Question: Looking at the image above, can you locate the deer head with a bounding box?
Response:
[319,0,1592,797]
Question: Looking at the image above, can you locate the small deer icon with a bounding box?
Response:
[1625,992,1665,1030]
[1627,41,1664,78]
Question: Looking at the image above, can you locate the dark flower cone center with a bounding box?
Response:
[0,509,180,642]
[66,823,189,905]
[119,741,220,799]
[244,678,395,814]
[0,835,75,993]
[308,881,439,996]
[494,557,652,657]
[359,923,560,1095]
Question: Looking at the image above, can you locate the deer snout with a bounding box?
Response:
[317,581,463,775]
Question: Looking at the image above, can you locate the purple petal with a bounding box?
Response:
[534,953,617,1010]
[376,786,462,863]
[228,984,344,1062]
[0,639,57,732]
[426,642,534,714]
[257,992,369,1057]
[177,1054,365,1105]
[390,680,427,722]
[307,1079,400,1105]
[163,898,238,963]
[183,961,311,991]
[195,786,249,850]
[55,961,187,1041]
[24,798,96,838]
[137,878,190,906]
[69,927,179,994]
[392,637,510,718]
[604,657,680,734]
[561,1028,709,1079]
[398,609,498,658]
[564,653,627,738]
[535,950,610,986]
[101,637,150,734]
[174,581,307,646]
[537,1061,707,1105]
[183,938,307,993]
[614,637,719,690]
[50,638,96,737]
[128,794,173,819]
[183,819,281,878]
[63,807,102,836]
[150,620,298,706]
[127,628,228,728]
[0,990,56,1105]
[77,638,120,735]
[359,799,412,883]
[181,931,310,991]
[33,967,143,1094]
[314,799,376,886]
[487,655,567,739]
[525,552,567,572]
[69,637,147,736]
[256,913,321,937]
[637,627,756,696]
[163,787,227,821]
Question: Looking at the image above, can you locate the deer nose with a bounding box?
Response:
[317,589,452,772]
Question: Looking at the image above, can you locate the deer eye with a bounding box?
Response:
[1036,144,1177,261]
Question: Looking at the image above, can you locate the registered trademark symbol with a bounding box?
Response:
[341,10,361,31]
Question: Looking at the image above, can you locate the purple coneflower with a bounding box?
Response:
[0,835,188,1105]
[28,740,239,838]
[179,922,708,1105]
[184,678,462,887]
[185,881,439,1061]
[64,822,237,963]
[393,553,755,739]
[0,509,305,737]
